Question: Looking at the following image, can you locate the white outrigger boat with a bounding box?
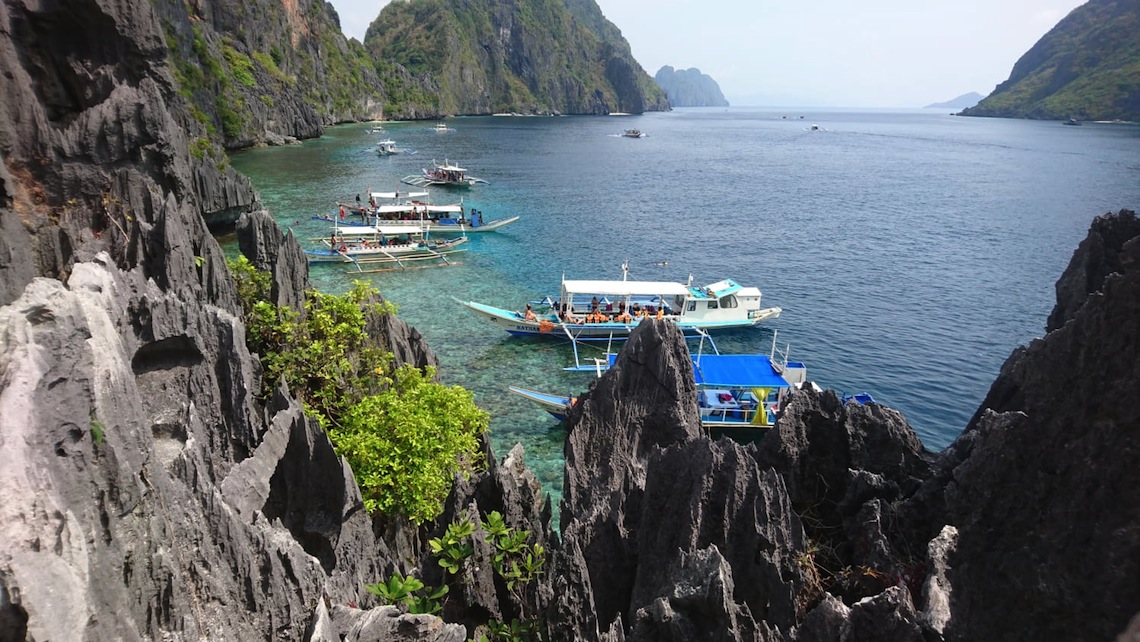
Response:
[402,160,488,188]
[457,270,780,338]
[622,128,646,138]
[306,223,467,273]
[375,139,401,155]
[316,190,518,235]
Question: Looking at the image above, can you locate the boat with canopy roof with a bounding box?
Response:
[402,160,488,188]
[456,265,780,339]
[507,331,839,440]
[314,190,518,234]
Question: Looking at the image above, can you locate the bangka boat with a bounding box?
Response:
[431,122,453,133]
[375,139,401,155]
[510,332,874,441]
[306,223,467,273]
[402,160,488,188]
[457,269,780,338]
[316,190,518,234]
[622,129,646,138]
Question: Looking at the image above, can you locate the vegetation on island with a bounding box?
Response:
[963,0,1140,121]
[363,0,668,116]
[228,257,487,524]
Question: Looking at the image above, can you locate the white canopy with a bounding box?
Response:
[333,224,425,237]
[374,203,463,214]
[561,280,692,297]
[370,191,429,200]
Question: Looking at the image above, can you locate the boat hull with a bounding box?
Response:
[459,300,780,338]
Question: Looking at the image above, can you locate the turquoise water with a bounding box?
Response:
[231,108,1140,506]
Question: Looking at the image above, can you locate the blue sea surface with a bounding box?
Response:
[230,108,1140,506]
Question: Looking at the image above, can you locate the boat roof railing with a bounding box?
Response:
[561,280,692,297]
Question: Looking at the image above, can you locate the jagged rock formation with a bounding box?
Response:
[363,0,669,117]
[0,0,486,638]
[654,66,729,107]
[540,210,1140,641]
[153,0,384,148]
[924,92,983,110]
[962,0,1140,121]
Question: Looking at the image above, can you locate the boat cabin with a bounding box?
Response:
[555,278,765,325]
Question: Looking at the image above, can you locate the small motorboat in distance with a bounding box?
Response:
[622,129,646,138]
[431,122,454,133]
[1063,117,1082,126]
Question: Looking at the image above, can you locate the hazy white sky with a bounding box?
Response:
[328,0,1086,107]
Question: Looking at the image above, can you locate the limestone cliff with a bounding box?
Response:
[654,66,729,107]
[0,0,507,638]
[152,0,384,149]
[363,0,669,117]
[962,0,1140,121]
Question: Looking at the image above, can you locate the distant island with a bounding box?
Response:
[654,66,729,107]
[925,92,983,110]
[962,0,1140,121]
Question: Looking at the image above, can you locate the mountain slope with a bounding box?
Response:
[154,0,383,148]
[654,66,729,107]
[363,0,669,116]
[962,0,1140,121]
[925,91,983,109]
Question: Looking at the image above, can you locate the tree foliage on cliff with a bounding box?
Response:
[363,0,668,116]
[155,0,383,147]
[228,257,487,523]
[962,0,1140,121]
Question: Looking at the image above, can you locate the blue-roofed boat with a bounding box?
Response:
[509,332,875,441]
[457,266,780,339]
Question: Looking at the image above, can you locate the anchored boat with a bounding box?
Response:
[307,223,467,273]
[402,160,488,188]
[457,268,780,338]
[510,331,874,441]
[315,190,518,235]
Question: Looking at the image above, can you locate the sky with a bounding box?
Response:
[327,0,1087,107]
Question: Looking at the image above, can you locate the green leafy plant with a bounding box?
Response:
[331,364,486,523]
[366,573,448,615]
[483,618,539,642]
[90,418,105,445]
[227,263,485,525]
[430,515,476,574]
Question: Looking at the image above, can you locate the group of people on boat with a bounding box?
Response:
[427,168,466,183]
[522,297,670,325]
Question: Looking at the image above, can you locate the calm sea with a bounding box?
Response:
[231,108,1140,504]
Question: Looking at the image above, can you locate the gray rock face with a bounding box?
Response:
[1046,208,1140,332]
[940,210,1140,641]
[0,258,380,639]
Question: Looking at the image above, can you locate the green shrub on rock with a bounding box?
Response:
[227,258,487,524]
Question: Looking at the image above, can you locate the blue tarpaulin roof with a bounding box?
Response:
[690,354,790,388]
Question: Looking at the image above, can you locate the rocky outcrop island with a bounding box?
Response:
[654,66,729,107]
[1,0,1139,640]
